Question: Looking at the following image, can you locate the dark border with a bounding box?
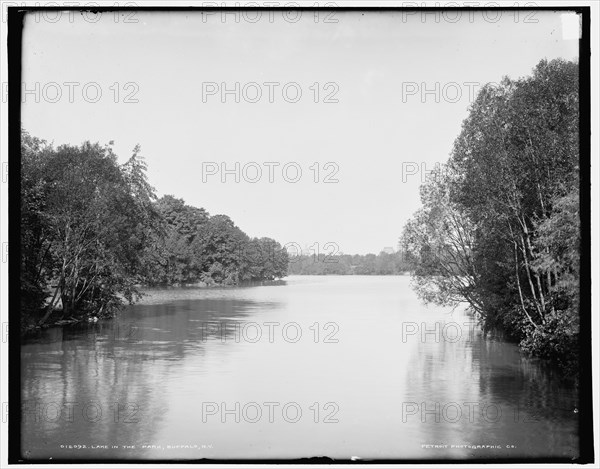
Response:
[7,5,24,467]
[578,3,593,466]
[7,5,594,465]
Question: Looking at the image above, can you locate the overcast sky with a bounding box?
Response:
[21,9,579,254]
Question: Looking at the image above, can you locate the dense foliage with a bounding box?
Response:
[139,195,288,286]
[287,251,411,275]
[401,59,581,375]
[20,133,288,331]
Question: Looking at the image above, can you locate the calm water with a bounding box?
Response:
[21,276,579,460]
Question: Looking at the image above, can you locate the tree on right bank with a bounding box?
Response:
[402,59,581,376]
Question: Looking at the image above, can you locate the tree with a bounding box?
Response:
[402,59,580,373]
[21,132,290,331]
[21,137,159,328]
[401,166,482,313]
[21,131,55,326]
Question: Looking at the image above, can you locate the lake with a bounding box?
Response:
[21,275,579,460]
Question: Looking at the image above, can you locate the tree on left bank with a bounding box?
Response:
[20,131,288,332]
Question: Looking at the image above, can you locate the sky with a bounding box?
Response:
[20,9,579,254]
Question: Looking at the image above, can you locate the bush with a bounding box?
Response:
[520,311,579,376]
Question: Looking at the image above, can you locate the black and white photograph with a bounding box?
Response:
[1,2,597,465]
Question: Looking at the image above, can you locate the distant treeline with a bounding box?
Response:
[401,59,580,375]
[20,133,287,331]
[287,251,411,275]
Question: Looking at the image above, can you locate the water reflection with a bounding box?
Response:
[22,296,280,460]
[21,276,579,460]
[402,310,578,459]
